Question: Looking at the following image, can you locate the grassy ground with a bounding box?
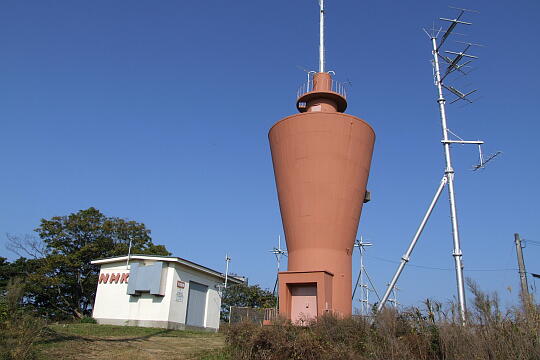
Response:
[35,323,228,360]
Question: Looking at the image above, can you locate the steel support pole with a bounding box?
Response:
[431,37,467,324]
[514,233,530,303]
[360,245,366,315]
[377,176,447,312]
[126,239,132,269]
[352,246,362,300]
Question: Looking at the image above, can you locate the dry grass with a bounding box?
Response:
[4,280,539,360]
[0,279,226,360]
[225,281,540,360]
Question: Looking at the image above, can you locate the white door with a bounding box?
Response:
[186,281,208,327]
[290,284,317,325]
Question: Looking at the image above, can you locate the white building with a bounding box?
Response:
[91,255,243,331]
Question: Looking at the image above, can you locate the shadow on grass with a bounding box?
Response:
[37,327,174,345]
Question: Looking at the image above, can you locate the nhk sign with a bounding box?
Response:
[99,272,129,284]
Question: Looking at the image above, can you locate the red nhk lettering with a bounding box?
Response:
[98,272,129,284]
[109,273,120,283]
[98,273,109,284]
[121,273,129,283]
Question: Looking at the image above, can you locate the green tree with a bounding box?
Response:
[221,283,276,321]
[0,257,34,295]
[0,257,13,293]
[6,207,170,319]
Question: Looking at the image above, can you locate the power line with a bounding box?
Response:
[466,268,518,272]
[371,255,517,272]
[363,267,381,302]
[523,239,540,246]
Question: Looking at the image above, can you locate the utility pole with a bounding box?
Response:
[514,233,529,303]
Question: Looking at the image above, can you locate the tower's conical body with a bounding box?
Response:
[269,72,375,321]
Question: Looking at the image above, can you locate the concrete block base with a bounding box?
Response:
[94,318,217,332]
[278,270,334,324]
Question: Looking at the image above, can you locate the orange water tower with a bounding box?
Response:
[268,1,375,323]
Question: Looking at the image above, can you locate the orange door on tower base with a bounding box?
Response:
[290,284,317,325]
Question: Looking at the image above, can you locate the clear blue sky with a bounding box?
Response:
[1,0,539,310]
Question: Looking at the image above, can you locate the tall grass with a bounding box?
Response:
[0,279,47,360]
[225,280,540,360]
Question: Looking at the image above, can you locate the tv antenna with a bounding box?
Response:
[270,235,287,306]
[352,237,380,316]
[378,7,500,324]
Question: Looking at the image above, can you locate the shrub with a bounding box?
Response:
[79,316,97,324]
[224,281,540,360]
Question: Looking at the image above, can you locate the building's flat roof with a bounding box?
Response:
[91,255,244,284]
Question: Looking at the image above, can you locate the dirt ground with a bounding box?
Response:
[37,325,226,360]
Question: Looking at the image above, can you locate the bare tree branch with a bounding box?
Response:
[6,233,47,259]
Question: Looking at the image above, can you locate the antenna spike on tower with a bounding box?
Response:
[318,0,325,73]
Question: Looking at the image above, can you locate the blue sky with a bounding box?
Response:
[1,0,539,310]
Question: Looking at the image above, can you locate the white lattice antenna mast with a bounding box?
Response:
[353,237,375,316]
[387,284,400,308]
[319,0,325,72]
[270,235,288,305]
[270,235,287,273]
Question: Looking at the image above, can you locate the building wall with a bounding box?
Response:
[93,261,173,324]
[92,259,223,330]
[170,265,223,330]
